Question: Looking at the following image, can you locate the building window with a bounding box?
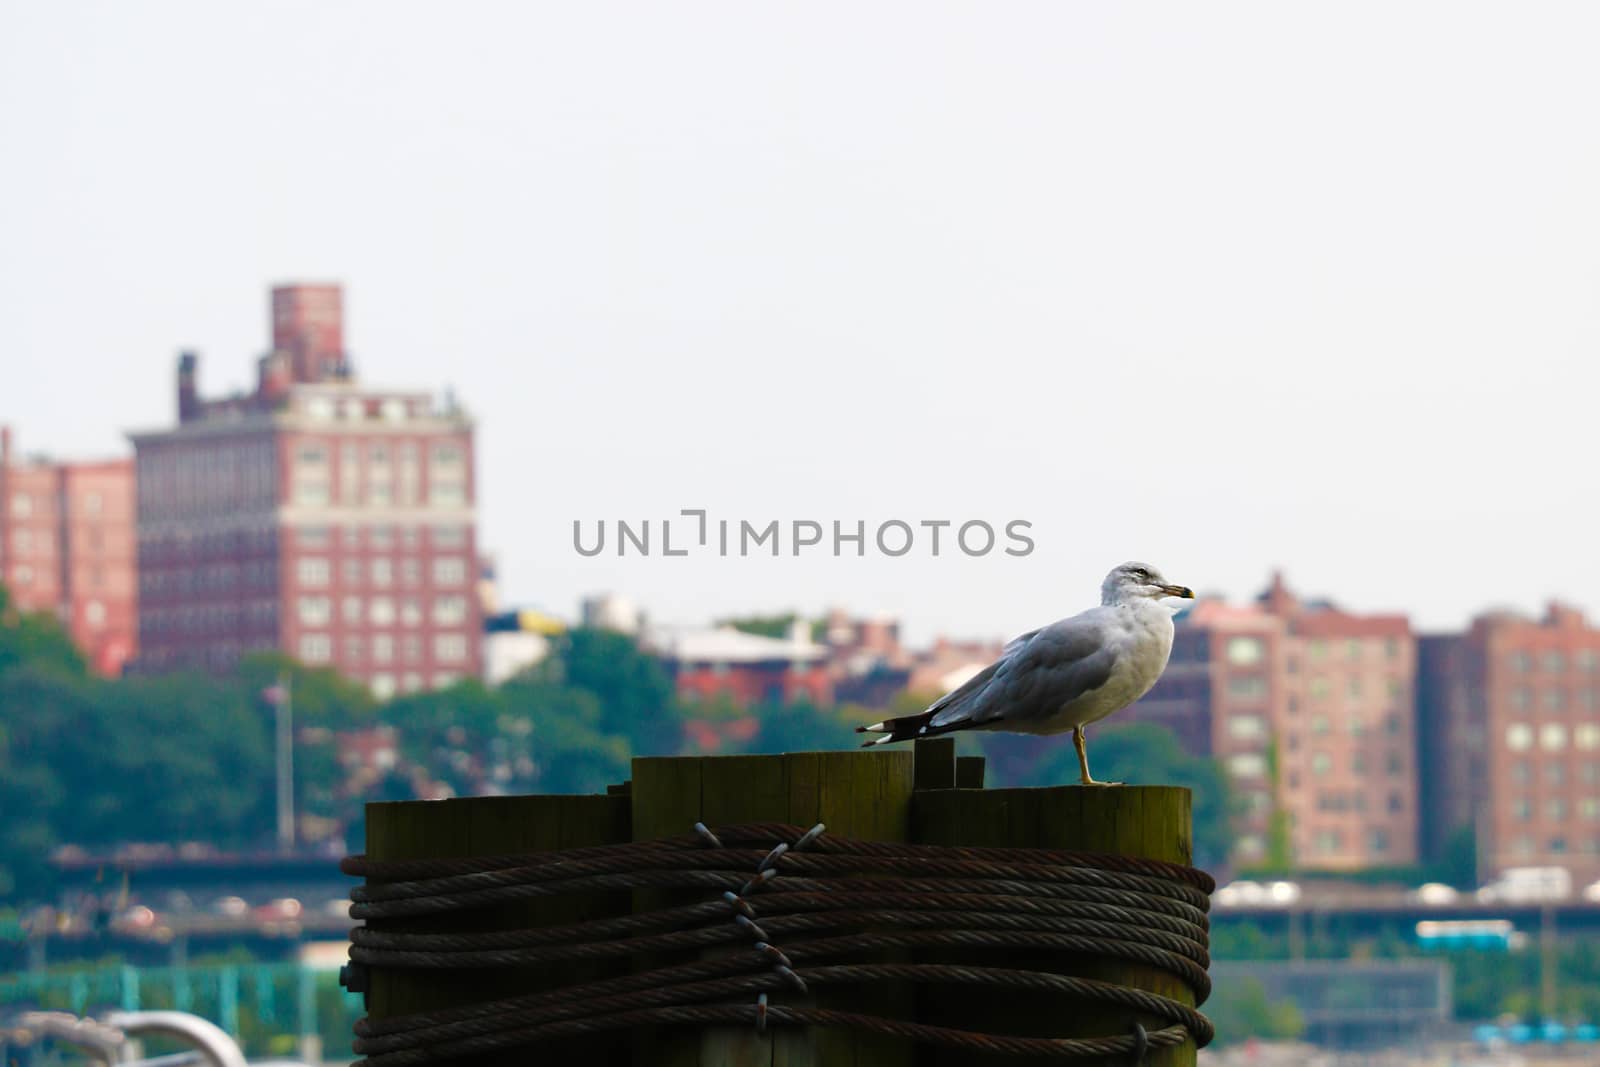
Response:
[1581,798,1600,821]
[1227,675,1267,701]
[373,635,394,663]
[1576,649,1597,672]
[1368,829,1389,855]
[1388,793,1403,813]
[402,636,422,663]
[10,492,31,518]
[1548,763,1565,786]
[343,596,363,624]
[1550,837,1568,854]
[1548,799,1568,821]
[1345,639,1362,661]
[1386,751,1404,776]
[1309,677,1330,699]
[401,559,421,585]
[432,525,468,548]
[432,672,459,688]
[1310,714,1331,736]
[298,633,332,664]
[345,636,364,662]
[1385,713,1403,736]
[370,525,395,549]
[1544,688,1566,711]
[1226,637,1264,665]
[434,633,468,663]
[1544,651,1567,673]
[1348,677,1363,700]
[371,558,393,586]
[430,482,466,507]
[1506,723,1534,751]
[83,490,103,515]
[343,559,364,584]
[1512,797,1532,821]
[1576,724,1600,751]
[401,672,423,693]
[401,598,422,626]
[1384,638,1400,660]
[433,595,468,625]
[433,558,467,585]
[297,558,330,586]
[1235,835,1265,859]
[1510,651,1532,672]
[1228,714,1268,740]
[371,673,396,700]
[1314,830,1342,855]
[1311,752,1332,775]
[1308,639,1327,661]
[1510,760,1531,784]
[297,596,332,626]
[370,597,396,625]
[1540,723,1567,752]
[298,525,331,548]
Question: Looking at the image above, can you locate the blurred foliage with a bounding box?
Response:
[0,598,683,904]
[1206,976,1305,1046]
[715,613,826,643]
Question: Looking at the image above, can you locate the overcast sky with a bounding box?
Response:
[3,3,1598,643]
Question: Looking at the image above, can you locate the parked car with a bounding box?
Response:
[1410,882,1460,905]
[1476,866,1571,904]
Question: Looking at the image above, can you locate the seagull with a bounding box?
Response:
[857,562,1196,785]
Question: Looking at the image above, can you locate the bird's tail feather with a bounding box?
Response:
[855,710,966,747]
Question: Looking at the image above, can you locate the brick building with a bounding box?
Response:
[129,283,481,696]
[1125,573,1419,870]
[1417,604,1600,883]
[0,427,138,675]
[645,623,834,707]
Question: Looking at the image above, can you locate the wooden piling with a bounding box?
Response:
[364,793,633,1065]
[631,750,917,1067]
[358,751,1202,1067]
[912,785,1198,1067]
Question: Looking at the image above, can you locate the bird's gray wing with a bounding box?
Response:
[929,614,1117,730]
[918,627,1041,725]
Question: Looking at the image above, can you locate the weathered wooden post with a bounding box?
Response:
[364,792,633,1065]
[353,744,1207,1066]
[912,783,1198,1067]
[631,749,917,1067]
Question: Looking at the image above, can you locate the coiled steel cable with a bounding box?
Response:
[341,821,1214,1062]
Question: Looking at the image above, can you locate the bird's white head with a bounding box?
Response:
[1101,562,1196,606]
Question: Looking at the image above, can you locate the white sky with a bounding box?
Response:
[3,2,1598,644]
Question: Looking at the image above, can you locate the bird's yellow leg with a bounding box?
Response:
[1073,725,1122,787]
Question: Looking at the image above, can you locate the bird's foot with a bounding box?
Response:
[1079,778,1124,787]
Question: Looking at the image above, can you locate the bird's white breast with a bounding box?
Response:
[1068,600,1176,727]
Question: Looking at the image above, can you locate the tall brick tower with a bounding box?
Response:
[272,283,349,384]
[131,284,481,697]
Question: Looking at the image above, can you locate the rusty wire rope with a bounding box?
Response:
[340,822,1214,1063]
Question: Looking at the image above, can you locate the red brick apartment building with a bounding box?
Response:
[0,427,137,675]
[129,284,481,697]
[1126,573,1419,870]
[1418,604,1600,884]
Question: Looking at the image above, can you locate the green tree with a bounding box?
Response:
[1205,977,1305,1046]
[536,628,682,755]
[0,585,87,680]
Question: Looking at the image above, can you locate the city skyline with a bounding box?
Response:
[5,3,1600,645]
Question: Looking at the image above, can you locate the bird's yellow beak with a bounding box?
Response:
[1160,584,1196,599]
